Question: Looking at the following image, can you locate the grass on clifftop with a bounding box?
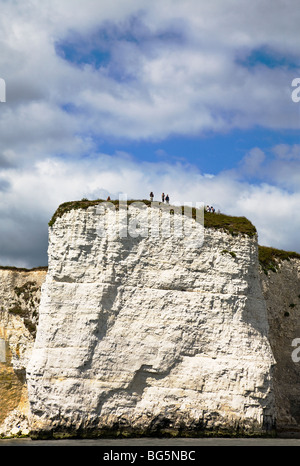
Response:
[0,265,48,272]
[48,199,257,237]
[258,245,300,274]
[204,211,256,237]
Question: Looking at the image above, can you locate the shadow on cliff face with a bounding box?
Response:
[260,260,300,435]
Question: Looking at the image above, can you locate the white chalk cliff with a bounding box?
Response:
[26,203,276,437]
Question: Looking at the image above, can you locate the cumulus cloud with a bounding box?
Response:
[238,148,266,176]
[0,0,299,148]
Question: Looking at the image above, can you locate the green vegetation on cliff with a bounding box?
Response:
[258,245,300,274]
[48,199,257,237]
[204,211,256,237]
[0,266,48,272]
[48,199,105,226]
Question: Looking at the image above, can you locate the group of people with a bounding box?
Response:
[148,195,216,211]
[206,205,215,213]
[107,193,218,212]
[150,192,170,204]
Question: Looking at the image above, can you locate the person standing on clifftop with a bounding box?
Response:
[165,194,169,204]
[162,193,165,203]
[150,192,154,201]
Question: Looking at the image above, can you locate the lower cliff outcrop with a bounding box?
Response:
[261,256,300,435]
[1,201,300,438]
[0,267,46,436]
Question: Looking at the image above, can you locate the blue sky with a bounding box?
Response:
[0,0,300,267]
[96,127,300,175]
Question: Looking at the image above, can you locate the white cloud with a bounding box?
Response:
[0,0,299,147]
[238,148,266,176]
[0,148,299,267]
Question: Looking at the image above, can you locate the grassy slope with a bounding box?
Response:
[258,245,300,274]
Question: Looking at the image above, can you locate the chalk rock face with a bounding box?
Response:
[27,205,276,436]
[260,259,300,434]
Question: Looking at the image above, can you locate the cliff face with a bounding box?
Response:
[0,268,46,436]
[260,259,300,435]
[26,204,276,437]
